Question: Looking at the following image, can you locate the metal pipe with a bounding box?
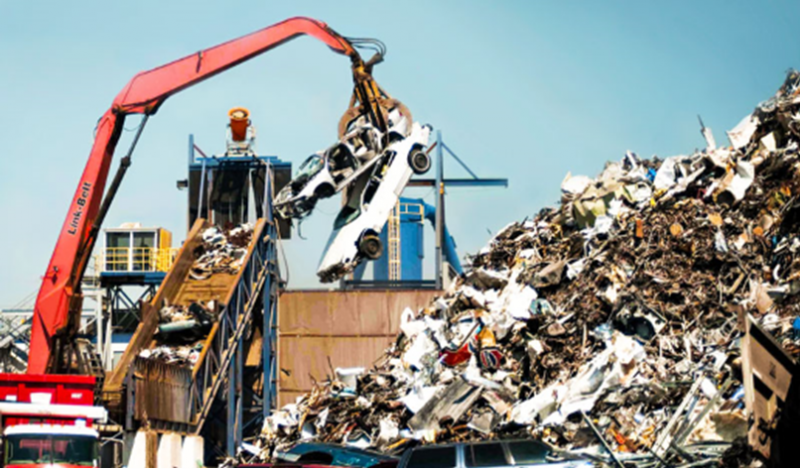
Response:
[417,198,463,274]
[263,160,273,223]
[157,320,199,334]
[188,134,194,232]
[580,410,624,468]
[198,156,207,221]
[435,130,443,290]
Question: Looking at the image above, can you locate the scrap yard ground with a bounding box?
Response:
[3,2,800,468]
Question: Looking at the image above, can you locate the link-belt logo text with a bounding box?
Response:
[67,182,92,235]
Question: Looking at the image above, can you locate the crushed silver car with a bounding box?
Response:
[275,108,410,220]
[317,122,432,282]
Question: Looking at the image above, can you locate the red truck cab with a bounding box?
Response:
[3,424,98,468]
[0,374,105,468]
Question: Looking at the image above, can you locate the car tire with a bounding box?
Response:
[359,234,383,260]
[408,149,431,175]
[314,183,335,199]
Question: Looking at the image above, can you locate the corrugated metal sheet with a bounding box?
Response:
[278,290,440,407]
[133,358,193,424]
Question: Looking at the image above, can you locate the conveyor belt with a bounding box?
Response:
[102,217,276,436]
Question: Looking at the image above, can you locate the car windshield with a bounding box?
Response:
[296,154,324,179]
[5,434,96,466]
[333,205,361,230]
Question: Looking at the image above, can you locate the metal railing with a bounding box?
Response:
[190,217,278,443]
[96,247,178,273]
[399,201,424,218]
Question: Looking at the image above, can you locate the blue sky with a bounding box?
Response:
[1,1,798,307]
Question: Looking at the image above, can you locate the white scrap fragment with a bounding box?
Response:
[715,230,729,253]
[403,333,438,370]
[505,286,538,320]
[561,172,593,196]
[300,420,316,440]
[400,385,443,414]
[400,308,426,338]
[727,113,759,149]
[460,286,488,309]
[602,283,620,304]
[527,340,544,360]
[607,199,625,218]
[720,161,755,202]
[566,259,586,280]
[761,132,777,152]
[511,384,567,425]
[706,148,732,169]
[377,419,399,443]
[315,408,329,431]
[625,184,653,205]
[654,156,681,191]
[700,378,718,399]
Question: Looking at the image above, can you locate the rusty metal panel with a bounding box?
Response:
[133,358,193,424]
[279,336,393,395]
[277,289,440,407]
[279,290,439,336]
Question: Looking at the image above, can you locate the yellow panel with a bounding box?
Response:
[159,228,173,249]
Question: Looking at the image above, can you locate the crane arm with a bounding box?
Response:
[113,17,357,114]
[28,16,392,375]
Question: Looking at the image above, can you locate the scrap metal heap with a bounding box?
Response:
[243,71,800,467]
[138,223,254,368]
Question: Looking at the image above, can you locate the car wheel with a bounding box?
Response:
[359,234,383,260]
[314,183,335,199]
[408,149,431,175]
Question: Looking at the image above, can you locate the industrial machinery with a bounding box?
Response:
[0,374,108,468]
[28,16,407,376]
[0,16,410,466]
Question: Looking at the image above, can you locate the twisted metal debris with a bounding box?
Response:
[244,71,800,468]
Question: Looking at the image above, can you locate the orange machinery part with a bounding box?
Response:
[229,107,250,142]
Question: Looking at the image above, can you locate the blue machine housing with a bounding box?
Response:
[370,197,463,282]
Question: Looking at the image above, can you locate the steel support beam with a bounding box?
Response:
[434,130,443,290]
[262,159,278,421]
[407,178,508,188]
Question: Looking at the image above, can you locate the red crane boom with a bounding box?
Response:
[28,16,401,374]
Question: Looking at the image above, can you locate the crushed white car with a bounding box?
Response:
[317,122,432,282]
[275,108,410,220]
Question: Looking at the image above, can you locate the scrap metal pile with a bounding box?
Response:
[190,224,254,281]
[138,223,254,368]
[245,72,800,467]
